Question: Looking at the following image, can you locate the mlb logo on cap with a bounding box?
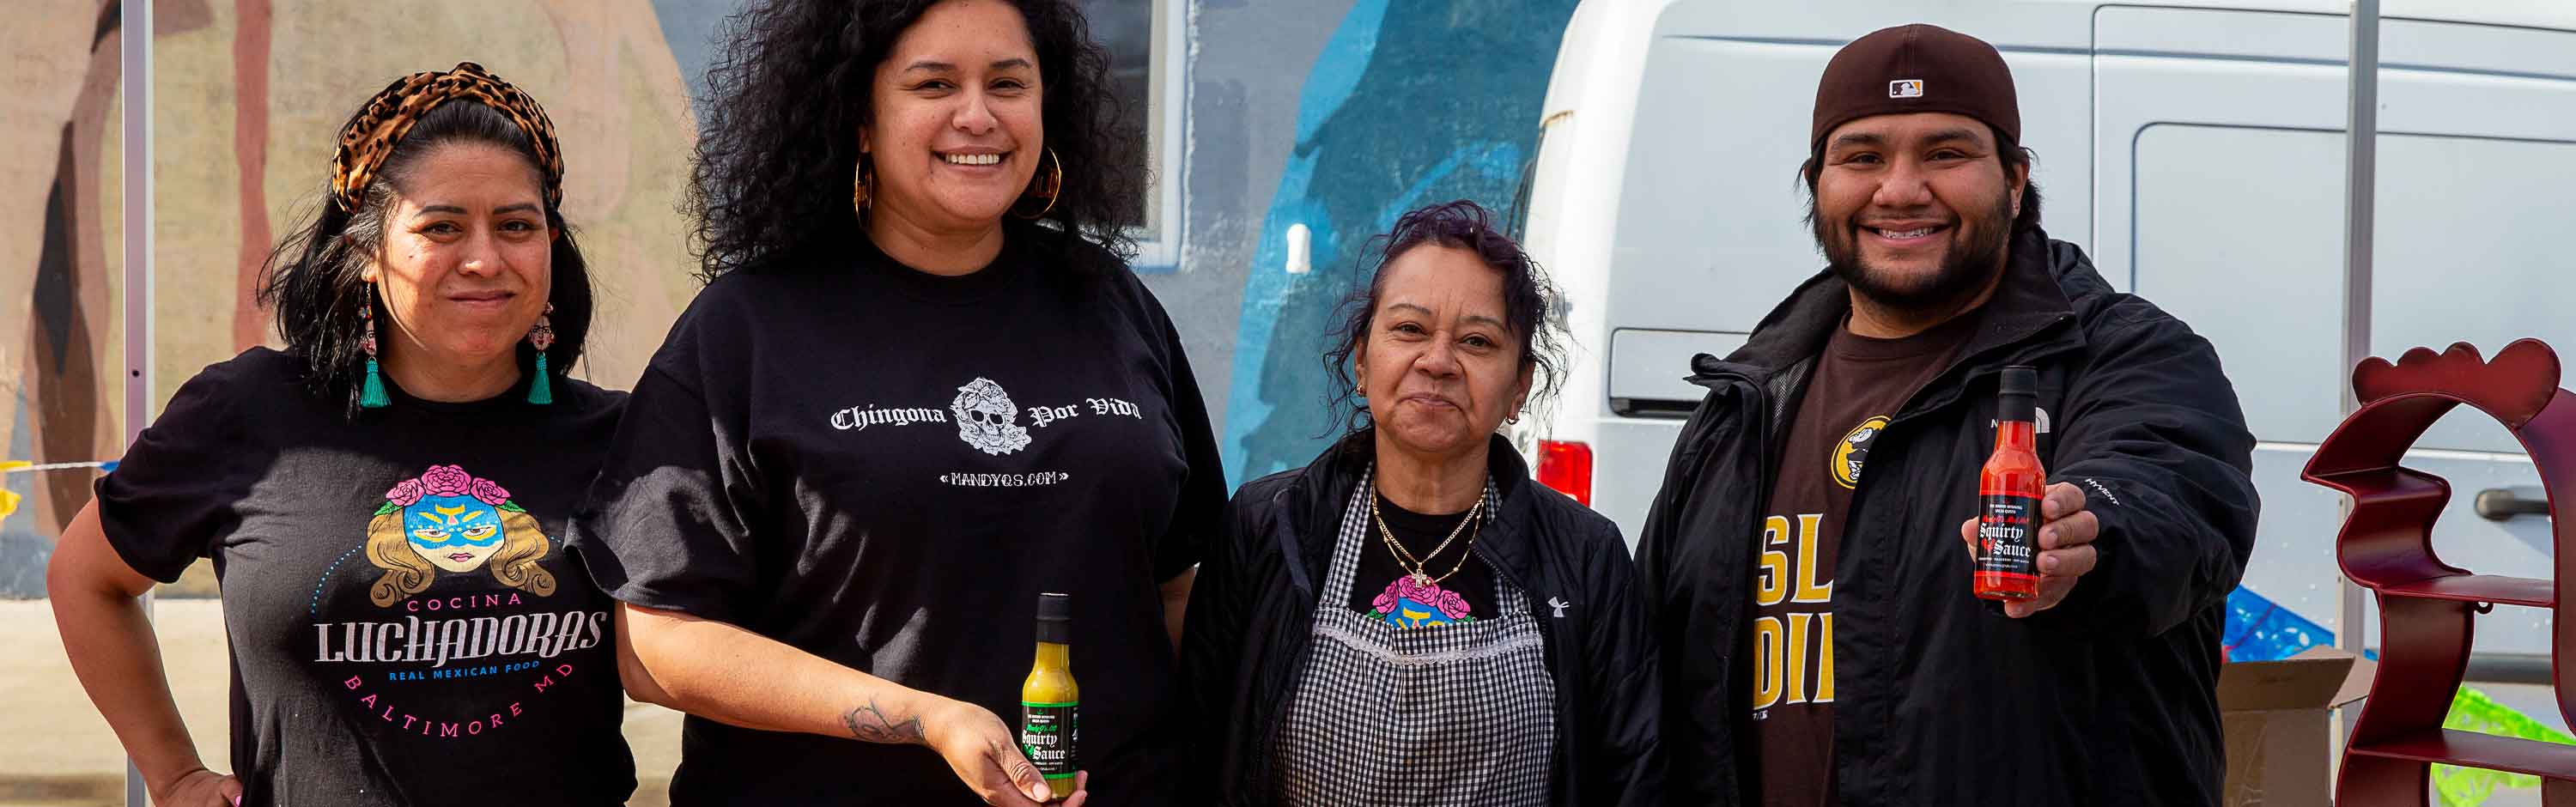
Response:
[1814,26,2021,149]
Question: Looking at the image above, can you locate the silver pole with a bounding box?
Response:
[2333,0,2379,748]
[121,0,154,466]
[120,0,155,804]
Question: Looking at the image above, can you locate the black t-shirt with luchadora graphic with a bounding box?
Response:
[94,347,634,806]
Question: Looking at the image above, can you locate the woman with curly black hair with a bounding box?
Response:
[567,2,1222,805]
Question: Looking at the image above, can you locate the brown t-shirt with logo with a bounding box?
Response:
[1750,310,1980,806]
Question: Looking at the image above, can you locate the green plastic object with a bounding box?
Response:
[2436,687,2576,806]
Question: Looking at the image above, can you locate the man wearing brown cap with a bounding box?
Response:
[1637,24,2259,806]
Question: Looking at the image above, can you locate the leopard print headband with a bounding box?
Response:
[329,62,563,214]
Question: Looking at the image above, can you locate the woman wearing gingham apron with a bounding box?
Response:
[1273,468,1555,804]
[1178,201,1664,806]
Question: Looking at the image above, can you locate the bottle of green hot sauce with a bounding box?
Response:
[1021,592,1078,800]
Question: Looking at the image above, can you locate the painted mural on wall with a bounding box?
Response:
[1218,0,1580,486]
[0,0,727,596]
[3,0,1581,592]
[1,0,135,597]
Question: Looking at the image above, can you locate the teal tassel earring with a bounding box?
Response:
[526,303,555,405]
[359,278,391,409]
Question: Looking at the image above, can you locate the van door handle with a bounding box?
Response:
[2474,487,2549,520]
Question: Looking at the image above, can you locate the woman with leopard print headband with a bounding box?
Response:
[52,62,636,806]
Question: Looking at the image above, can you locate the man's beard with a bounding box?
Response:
[1815,191,2015,315]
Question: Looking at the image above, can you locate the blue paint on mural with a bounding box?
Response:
[649,0,744,122]
[1294,0,1393,144]
[1,398,42,598]
[1220,0,1579,487]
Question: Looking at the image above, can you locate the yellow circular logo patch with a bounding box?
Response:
[1832,416,1892,489]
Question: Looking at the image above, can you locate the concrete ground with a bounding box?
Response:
[0,599,682,806]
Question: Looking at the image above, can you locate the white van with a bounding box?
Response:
[1511,0,2576,713]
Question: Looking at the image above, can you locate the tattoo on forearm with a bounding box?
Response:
[841,697,926,744]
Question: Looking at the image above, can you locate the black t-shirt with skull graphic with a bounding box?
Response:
[94,347,633,806]
[568,224,1225,806]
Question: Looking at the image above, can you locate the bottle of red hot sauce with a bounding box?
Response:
[1974,366,2044,601]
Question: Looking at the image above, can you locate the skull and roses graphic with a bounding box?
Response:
[951,377,1034,456]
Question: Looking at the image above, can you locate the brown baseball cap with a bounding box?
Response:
[1811,24,2020,151]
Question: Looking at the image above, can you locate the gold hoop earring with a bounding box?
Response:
[1012,148,1063,220]
[852,156,874,214]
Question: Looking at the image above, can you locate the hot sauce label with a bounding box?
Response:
[1976,493,2041,582]
[1019,701,1078,785]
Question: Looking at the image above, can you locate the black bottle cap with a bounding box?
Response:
[1999,366,2037,422]
[2001,366,2036,396]
[1036,592,1072,644]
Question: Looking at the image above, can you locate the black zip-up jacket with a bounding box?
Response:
[1638,229,2260,806]
[1179,431,1664,805]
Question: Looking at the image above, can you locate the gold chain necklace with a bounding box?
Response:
[1371,484,1485,586]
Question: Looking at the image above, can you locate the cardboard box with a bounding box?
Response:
[2218,646,2378,807]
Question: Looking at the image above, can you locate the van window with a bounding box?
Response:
[2134,125,2576,452]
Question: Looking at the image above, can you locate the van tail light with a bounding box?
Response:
[1536,440,1594,507]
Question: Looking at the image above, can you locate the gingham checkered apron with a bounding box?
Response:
[1270,466,1556,806]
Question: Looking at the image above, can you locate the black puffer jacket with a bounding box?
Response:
[1180,431,1663,806]
[1638,229,2260,806]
